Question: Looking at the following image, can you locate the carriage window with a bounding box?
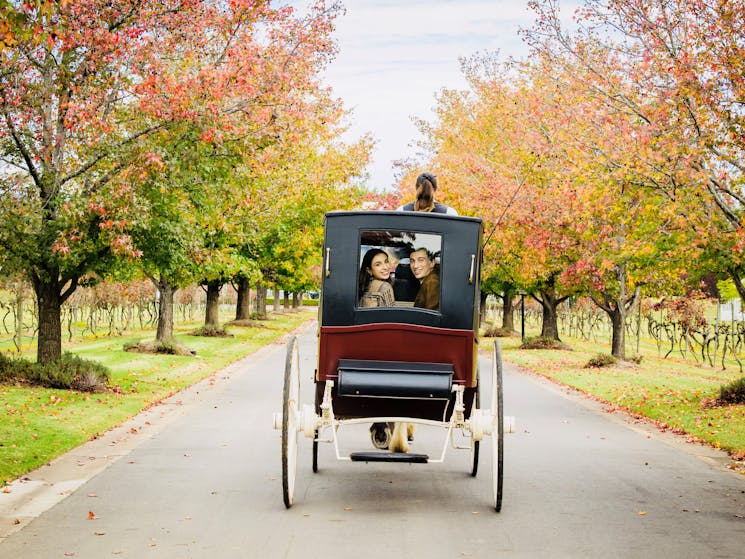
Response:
[357,230,442,311]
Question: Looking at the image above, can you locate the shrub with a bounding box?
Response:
[27,353,109,392]
[585,353,617,368]
[124,340,196,356]
[191,325,233,338]
[0,352,34,383]
[718,377,745,406]
[154,340,180,354]
[481,325,516,337]
[521,336,571,350]
[0,352,109,392]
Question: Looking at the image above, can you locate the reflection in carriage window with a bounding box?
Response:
[358,230,442,311]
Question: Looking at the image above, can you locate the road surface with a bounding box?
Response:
[1,320,743,558]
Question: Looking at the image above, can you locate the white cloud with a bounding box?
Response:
[300,1,578,190]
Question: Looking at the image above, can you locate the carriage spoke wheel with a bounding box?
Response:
[470,382,481,477]
[312,430,319,473]
[281,336,300,508]
[491,340,505,512]
[470,437,480,477]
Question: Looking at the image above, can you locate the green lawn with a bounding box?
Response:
[0,310,315,485]
[495,334,745,469]
[3,311,744,486]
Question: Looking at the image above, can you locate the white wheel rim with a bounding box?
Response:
[282,337,300,507]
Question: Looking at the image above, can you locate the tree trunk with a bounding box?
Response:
[535,274,568,341]
[33,278,63,364]
[728,267,745,307]
[501,292,515,332]
[283,291,290,310]
[235,277,250,320]
[205,281,222,328]
[155,278,176,342]
[273,287,281,312]
[590,264,640,360]
[479,291,488,327]
[292,292,302,309]
[256,283,267,319]
[609,307,626,359]
[539,296,560,340]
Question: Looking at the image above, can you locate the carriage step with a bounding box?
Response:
[350,452,428,463]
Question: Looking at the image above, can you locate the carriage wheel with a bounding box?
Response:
[470,382,481,477]
[281,336,300,508]
[312,431,319,473]
[491,340,505,512]
[470,438,480,477]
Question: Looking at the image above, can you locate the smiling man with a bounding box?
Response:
[409,247,439,310]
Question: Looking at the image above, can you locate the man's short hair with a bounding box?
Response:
[409,246,433,260]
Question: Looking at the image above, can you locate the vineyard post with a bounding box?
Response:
[636,293,641,356]
[14,281,22,352]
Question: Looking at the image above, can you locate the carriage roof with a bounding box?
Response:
[320,211,484,331]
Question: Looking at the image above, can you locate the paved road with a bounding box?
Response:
[1,320,743,558]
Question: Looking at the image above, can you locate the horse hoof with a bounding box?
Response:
[370,423,391,449]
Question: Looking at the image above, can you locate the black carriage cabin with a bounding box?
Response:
[320,211,483,329]
[317,211,484,411]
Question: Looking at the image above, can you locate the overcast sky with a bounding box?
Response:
[318,0,551,190]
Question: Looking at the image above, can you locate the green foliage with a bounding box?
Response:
[0,352,109,392]
[584,353,617,368]
[719,377,745,406]
[717,279,739,302]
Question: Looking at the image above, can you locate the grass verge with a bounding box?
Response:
[0,310,314,485]
[493,333,745,473]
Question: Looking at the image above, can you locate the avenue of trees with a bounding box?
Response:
[4,0,745,367]
[394,0,745,360]
[0,0,372,364]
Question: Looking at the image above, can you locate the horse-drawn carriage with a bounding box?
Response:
[273,210,513,511]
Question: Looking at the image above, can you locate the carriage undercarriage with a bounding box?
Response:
[273,335,515,511]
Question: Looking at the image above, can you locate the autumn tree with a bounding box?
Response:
[239,109,371,318]
[0,0,351,358]
[412,55,585,341]
[526,0,745,302]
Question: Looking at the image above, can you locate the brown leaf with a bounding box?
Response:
[87,511,96,520]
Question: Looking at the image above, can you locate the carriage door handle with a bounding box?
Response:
[468,254,475,284]
[325,248,331,277]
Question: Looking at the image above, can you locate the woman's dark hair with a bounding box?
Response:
[358,248,390,295]
[414,173,437,212]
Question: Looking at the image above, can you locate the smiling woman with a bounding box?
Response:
[358,248,395,307]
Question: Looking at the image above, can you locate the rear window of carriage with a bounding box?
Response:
[357,230,442,310]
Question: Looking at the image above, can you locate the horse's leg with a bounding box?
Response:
[389,422,409,453]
